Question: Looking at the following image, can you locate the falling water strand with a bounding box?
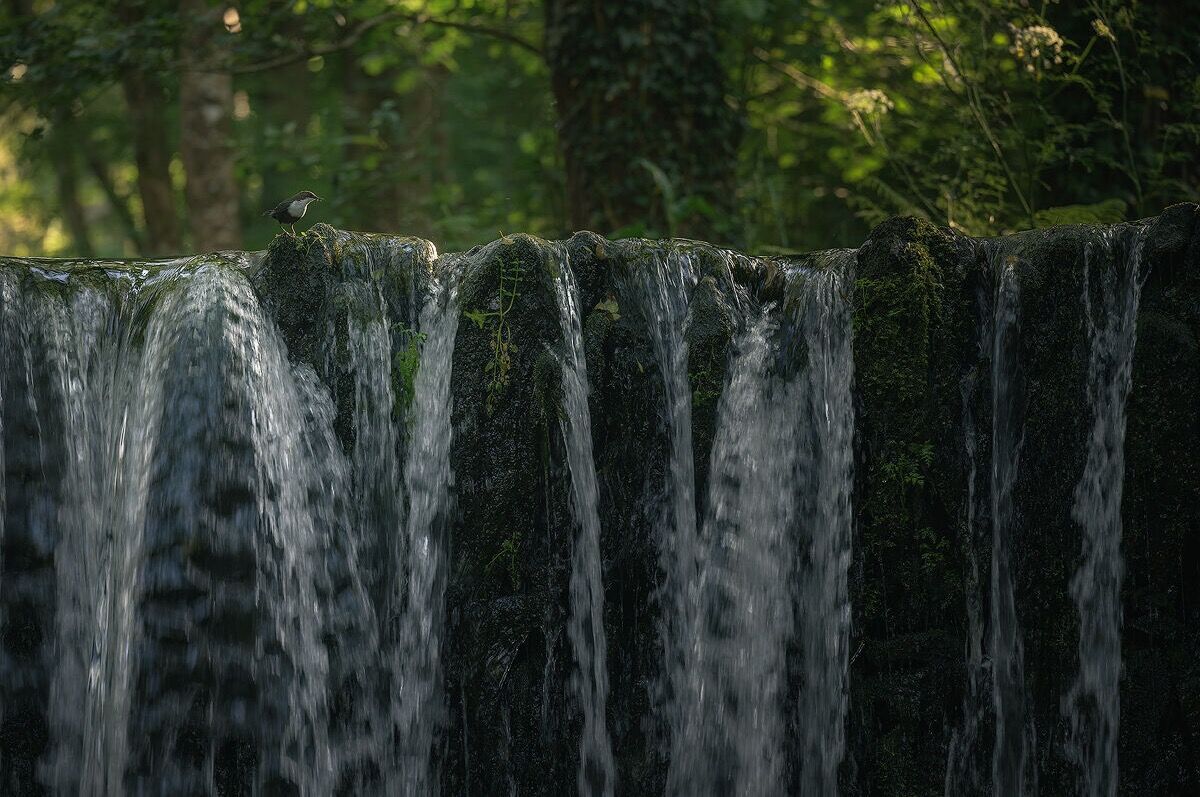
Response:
[1066,229,1144,797]
[944,284,991,797]
[389,265,460,794]
[338,262,406,787]
[295,358,376,790]
[553,248,616,795]
[689,311,799,795]
[144,263,344,793]
[0,265,62,796]
[50,280,181,796]
[347,276,405,590]
[636,251,702,795]
[944,381,987,797]
[990,254,1034,797]
[40,284,114,794]
[796,260,856,797]
[11,265,195,795]
[15,280,108,793]
[181,264,338,793]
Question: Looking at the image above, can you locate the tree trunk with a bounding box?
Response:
[50,128,93,257]
[122,70,183,255]
[179,0,242,251]
[543,0,741,239]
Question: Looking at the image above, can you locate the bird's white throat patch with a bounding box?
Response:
[288,198,315,217]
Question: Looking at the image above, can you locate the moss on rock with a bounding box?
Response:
[848,215,979,792]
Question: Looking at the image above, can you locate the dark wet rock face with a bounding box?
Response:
[0,205,1197,795]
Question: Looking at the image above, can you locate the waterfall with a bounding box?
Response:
[795,257,856,796]
[990,251,1035,796]
[130,262,341,794]
[345,275,405,596]
[0,258,355,793]
[635,249,703,795]
[944,285,991,797]
[0,249,453,794]
[336,237,419,790]
[648,250,855,795]
[691,311,798,794]
[1065,229,1144,797]
[21,268,171,794]
[388,260,460,794]
[552,246,616,796]
[3,215,1177,794]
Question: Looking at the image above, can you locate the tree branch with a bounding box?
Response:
[752,48,840,101]
[232,11,404,74]
[418,15,542,56]
[904,0,1035,225]
[232,9,540,75]
[81,140,146,252]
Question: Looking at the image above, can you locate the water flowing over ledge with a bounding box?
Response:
[1,203,1198,795]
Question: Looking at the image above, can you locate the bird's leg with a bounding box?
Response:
[290,224,297,236]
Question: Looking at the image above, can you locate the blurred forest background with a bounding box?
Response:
[1,0,1197,257]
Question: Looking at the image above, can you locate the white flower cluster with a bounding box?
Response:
[843,88,895,118]
[1011,24,1064,74]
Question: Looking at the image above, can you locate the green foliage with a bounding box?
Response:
[728,0,1199,249]
[689,366,723,421]
[1034,198,1128,227]
[0,0,557,255]
[485,528,522,591]
[0,0,1196,256]
[392,325,426,418]
[878,441,935,491]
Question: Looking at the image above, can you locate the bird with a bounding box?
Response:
[263,190,321,235]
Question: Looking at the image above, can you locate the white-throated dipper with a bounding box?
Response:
[263,190,321,235]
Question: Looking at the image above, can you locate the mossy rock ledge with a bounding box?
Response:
[0,205,1197,794]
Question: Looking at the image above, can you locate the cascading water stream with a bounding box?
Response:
[1065,229,1144,797]
[0,243,461,795]
[137,262,341,794]
[14,269,173,795]
[944,285,991,797]
[388,260,460,794]
[990,250,1035,797]
[634,249,703,796]
[318,238,423,790]
[689,311,798,795]
[794,256,856,797]
[652,250,855,796]
[552,246,616,796]
[0,257,357,794]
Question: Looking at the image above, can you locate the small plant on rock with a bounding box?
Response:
[465,251,527,414]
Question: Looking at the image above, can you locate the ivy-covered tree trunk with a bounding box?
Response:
[543,0,741,239]
[179,0,241,251]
